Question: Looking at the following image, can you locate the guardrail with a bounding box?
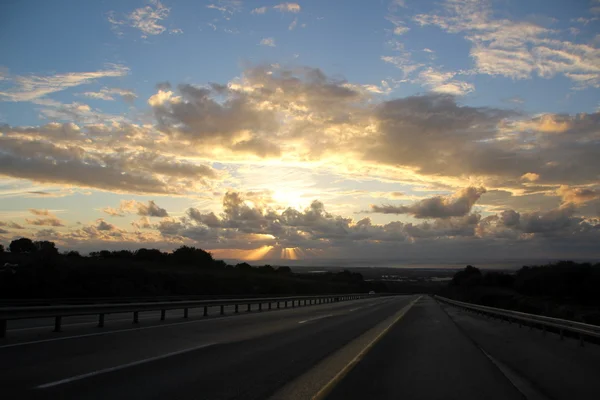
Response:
[0,293,379,338]
[0,294,293,307]
[435,295,600,346]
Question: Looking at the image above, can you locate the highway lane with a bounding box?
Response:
[326,296,525,400]
[0,295,415,399]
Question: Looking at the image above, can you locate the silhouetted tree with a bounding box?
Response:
[277,266,292,274]
[135,248,165,262]
[34,241,59,255]
[236,262,252,270]
[0,244,4,253]
[171,246,213,266]
[451,265,482,287]
[9,237,36,253]
[66,250,81,257]
[111,250,133,258]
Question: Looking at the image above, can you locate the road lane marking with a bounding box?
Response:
[36,342,217,389]
[312,296,421,400]
[298,314,334,324]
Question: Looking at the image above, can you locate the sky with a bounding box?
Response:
[1,0,599,265]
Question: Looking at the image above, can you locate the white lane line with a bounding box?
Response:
[349,307,364,312]
[298,314,334,324]
[0,317,224,349]
[36,342,217,389]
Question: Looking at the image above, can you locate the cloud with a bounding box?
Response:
[413,0,600,88]
[81,88,137,103]
[0,123,221,194]
[0,64,129,102]
[102,207,125,217]
[416,67,474,95]
[251,7,268,14]
[29,209,51,216]
[372,187,487,218]
[96,219,119,231]
[136,200,169,217]
[118,200,169,217]
[206,1,242,16]
[127,0,169,37]
[273,3,301,13]
[393,26,410,35]
[108,0,182,38]
[132,217,152,229]
[25,209,64,227]
[557,185,600,205]
[289,18,298,30]
[260,37,276,47]
[0,221,25,229]
[26,217,64,227]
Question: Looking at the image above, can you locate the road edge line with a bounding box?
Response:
[311,295,421,400]
[35,342,217,389]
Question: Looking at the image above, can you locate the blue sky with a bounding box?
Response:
[1,0,599,264]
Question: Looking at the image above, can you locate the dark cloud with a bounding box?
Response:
[26,217,64,227]
[0,221,25,229]
[150,83,278,152]
[96,219,119,231]
[372,187,486,218]
[137,200,169,217]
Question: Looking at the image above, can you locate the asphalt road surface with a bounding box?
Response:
[2,295,600,400]
[0,295,413,399]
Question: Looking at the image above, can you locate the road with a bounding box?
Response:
[2,295,600,399]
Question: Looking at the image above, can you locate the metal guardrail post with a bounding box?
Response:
[277,301,280,309]
[160,310,166,321]
[235,304,239,313]
[220,305,225,315]
[203,306,208,317]
[258,303,262,312]
[184,308,189,318]
[284,301,288,308]
[292,300,295,308]
[98,313,105,328]
[133,311,139,324]
[268,302,272,310]
[247,303,251,312]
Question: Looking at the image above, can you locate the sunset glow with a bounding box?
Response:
[1,0,599,264]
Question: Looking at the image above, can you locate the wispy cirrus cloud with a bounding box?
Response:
[259,37,276,47]
[273,3,301,13]
[416,67,474,95]
[108,0,181,38]
[81,88,137,103]
[0,64,129,102]
[252,3,301,15]
[413,0,600,88]
[251,7,268,15]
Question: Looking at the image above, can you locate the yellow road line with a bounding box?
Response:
[312,295,422,400]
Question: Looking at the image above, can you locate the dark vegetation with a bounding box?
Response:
[441,262,600,325]
[0,238,390,299]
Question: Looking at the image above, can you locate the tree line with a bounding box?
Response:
[0,237,376,299]
[445,261,600,324]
